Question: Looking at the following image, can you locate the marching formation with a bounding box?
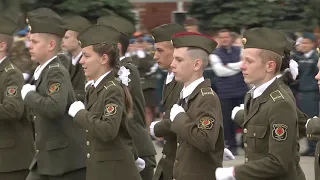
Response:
[1,7,320,180]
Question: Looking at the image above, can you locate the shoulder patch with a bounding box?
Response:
[49,63,60,69]
[104,103,118,117]
[200,88,214,96]
[6,86,18,97]
[104,81,116,90]
[48,83,60,95]
[4,64,15,72]
[272,124,288,141]
[198,117,214,130]
[270,90,284,102]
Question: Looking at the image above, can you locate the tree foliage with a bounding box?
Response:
[188,0,317,33]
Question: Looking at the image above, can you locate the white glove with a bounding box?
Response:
[215,167,236,180]
[150,121,160,138]
[135,157,145,172]
[21,84,36,100]
[68,101,85,117]
[306,116,318,128]
[170,104,185,121]
[231,104,244,120]
[223,148,235,161]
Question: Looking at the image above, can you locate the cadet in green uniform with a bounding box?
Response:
[97,15,157,180]
[216,27,298,180]
[149,24,186,180]
[233,35,307,180]
[61,15,91,101]
[21,12,86,180]
[306,56,320,180]
[0,15,34,180]
[68,24,142,180]
[169,32,224,180]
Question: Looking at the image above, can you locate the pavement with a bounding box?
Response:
[153,137,315,180]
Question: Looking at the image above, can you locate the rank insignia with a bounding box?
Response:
[6,86,17,97]
[198,117,214,130]
[48,83,60,95]
[104,103,118,117]
[272,124,288,141]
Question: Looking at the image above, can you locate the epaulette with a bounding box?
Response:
[270,90,284,102]
[4,64,15,72]
[104,81,116,90]
[49,63,59,69]
[200,87,214,96]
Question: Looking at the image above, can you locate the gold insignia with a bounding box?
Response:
[270,90,284,102]
[26,18,29,24]
[198,117,214,130]
[317,47,320,55]
[272,124,288,141]
[78,40,82,46]
[200,88,214,96]
[104,81,116,90]
[104,103,118,116]
[242,38,247,45]
[6,86,18,97]
[28,24,32,32]
[4,64,14,72]
[48,83,60,95]
[49,63,59,69]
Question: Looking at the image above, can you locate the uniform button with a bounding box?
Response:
[163,140,166,144]
[77,94,81,96]
[87,153,90,158]
[86,129,88,133]
[310,134,312,138]
[86,141,90,146]
[253,133,256,137]
[163,112,165,116]
[36,150,39,153]
[162,154,166,159]
[177,143,180,147]
[35,133,37,137]
[175,160,178,165]
[245,158,248,162]
[33,116,36,121]
[244,143,247,148]
[318,154,319,157]
[243,128,247,133]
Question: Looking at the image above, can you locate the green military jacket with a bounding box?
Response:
[73,71,141,180]
[234,79,298,180]
[121,57,156,157]
[306,117,320,180]
[0,57,34,172]
[170,79,224,180]
[58,52,86,102]
[24,57,86,176]
[132,53,157,90]
[153,75,183,180]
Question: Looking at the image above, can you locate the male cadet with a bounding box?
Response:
[169,31,224,180]
[20,13,86,180]
[97,15,157,180]
[61,15,91,101]
[306,55,320,180]
[149,23,186,180]
[0,15,34,180]
[215,27,298,180]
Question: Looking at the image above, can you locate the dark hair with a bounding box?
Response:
[218,29,230,34]
[119,34,130,55]
[92,43,133,116]
[280,50,295,85]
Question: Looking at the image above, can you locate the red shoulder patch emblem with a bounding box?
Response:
[48,83,60,95]
[272,124,288,141]
[6,86,18,97]
[198,117,214,130]
[104,103,118,117]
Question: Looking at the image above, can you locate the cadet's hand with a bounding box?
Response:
[68,101,85,117]
[150,121,160,138]
[306,116,318,128]
[21,84,36,100]
[231,104,244,120]
[215,167,236,180]
[170,104,185,121]
[223,148,235,161]
[135,157,145,172]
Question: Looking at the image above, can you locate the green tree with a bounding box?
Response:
[24,0,135,23]
[188,0,316,33]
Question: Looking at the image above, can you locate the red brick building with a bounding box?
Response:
[130,0,192,32]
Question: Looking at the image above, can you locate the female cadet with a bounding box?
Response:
[68,25,142,180]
